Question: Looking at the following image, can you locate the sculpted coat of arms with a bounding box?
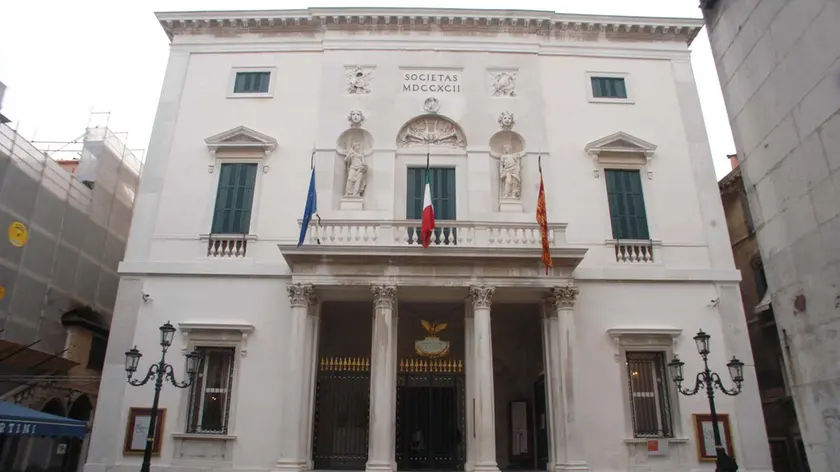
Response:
[415,320,450,358]
[346,67,373,94]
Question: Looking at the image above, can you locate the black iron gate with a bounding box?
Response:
[312,357,370,470]
[396,358,466,471]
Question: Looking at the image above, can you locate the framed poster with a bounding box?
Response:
[693,413,734,461]
[123,408,166,456]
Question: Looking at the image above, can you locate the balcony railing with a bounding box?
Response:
[203,234,254,258]
[301,219,566,248]
[611,239,655,263]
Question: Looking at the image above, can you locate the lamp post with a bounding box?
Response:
[667,330,745,472]
[124,322,202,472]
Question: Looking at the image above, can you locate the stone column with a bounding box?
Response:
[366,285,398,472]
[469,285,500,472]
[302,298,322,470]
[276,284,316,472]
[540,302,558,469]
[464,302,476,472]
[546,286,587,472]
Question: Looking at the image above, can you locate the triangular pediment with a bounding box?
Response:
[205,126,278,154]
[584,131,657,156]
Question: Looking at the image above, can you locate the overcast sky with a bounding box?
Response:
[0,0,735,177]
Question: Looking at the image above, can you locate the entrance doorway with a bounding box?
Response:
[396,359,465,470]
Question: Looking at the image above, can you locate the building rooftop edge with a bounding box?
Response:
[155,7,704,44]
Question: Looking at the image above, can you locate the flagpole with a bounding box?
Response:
[312,149,321,244]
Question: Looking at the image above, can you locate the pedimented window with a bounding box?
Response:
[205,126,278,158]
[584,131,657,179]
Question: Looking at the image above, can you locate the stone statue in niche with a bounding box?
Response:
[348,109,365,128]
[346,67,372,94]
[338,141,369,197]
[491,143,525,200]
[498,111,515,129]
[490,71,517,97]
[397,117,466,148]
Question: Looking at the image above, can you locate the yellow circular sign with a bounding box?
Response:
[8,222,28,248]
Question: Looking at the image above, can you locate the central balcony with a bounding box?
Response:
[276,219,588,287]
[299,219,567,248]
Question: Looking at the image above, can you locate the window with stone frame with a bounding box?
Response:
[605,169,650,240]
[625,351,674,438]
[186,347,236,434]
[210,163,258,235]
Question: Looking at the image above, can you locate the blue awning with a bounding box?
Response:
[0,401,87,438]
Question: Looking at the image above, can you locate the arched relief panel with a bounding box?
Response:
[396,114,467,150]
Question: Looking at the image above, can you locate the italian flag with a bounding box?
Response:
[420,165,435,248]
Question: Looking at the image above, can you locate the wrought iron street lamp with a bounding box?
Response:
[668,330,745,472]
[125,322,202,472]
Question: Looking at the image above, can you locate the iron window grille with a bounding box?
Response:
[626,351,675,438]
[186,347,236,434]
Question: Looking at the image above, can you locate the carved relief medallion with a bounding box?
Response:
[346,66,373,94]
[348,109,365,127]
[490,71,517,97]
[397,116,466,148]
[423,97,441,113]
[498,111,515,129]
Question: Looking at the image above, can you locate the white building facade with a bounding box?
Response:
[85,8,773,472]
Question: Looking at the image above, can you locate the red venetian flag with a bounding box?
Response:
[420,155,436,248]
[536,156,553,274]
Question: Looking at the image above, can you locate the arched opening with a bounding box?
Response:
[42,398,66,417]
[65,396,94,472]
[68,395,93,422]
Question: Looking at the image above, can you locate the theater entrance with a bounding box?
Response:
[396,358,465,470]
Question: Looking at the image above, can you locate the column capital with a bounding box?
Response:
[287,283,316,308]
[469,285,495,310]
[548,285,579,311]
[371,285,397,310]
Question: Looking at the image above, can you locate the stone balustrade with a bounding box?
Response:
[301,219,567,248]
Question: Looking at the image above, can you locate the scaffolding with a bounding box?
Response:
[0,111,143,357]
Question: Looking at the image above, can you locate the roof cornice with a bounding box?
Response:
[155,7,703,45]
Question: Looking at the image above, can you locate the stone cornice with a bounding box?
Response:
[156,8,703,45]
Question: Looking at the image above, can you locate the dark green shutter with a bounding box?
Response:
[234,72,270,93]
[406,167,456,244]
[592,77,627,99]
[605,169,649,240]
[211,163,257,234]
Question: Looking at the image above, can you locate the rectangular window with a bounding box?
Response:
[186,347,236,434]
[605,169,649,240]
[87,335,107,371]
[233,72,271,94]
[591,77,628,99]
[211,163,258,234]
[406,167,456,244]
[626,351,674,438]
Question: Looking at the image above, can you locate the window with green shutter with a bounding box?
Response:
[605,169,649,240]
[591,77,628,99]
[233,72,271,94]
[211,163,258,234]
[407,167,456,244]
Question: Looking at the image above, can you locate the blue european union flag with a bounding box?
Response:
[297,166,318,247]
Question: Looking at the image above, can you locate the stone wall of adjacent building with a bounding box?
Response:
[704,2,840,471]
